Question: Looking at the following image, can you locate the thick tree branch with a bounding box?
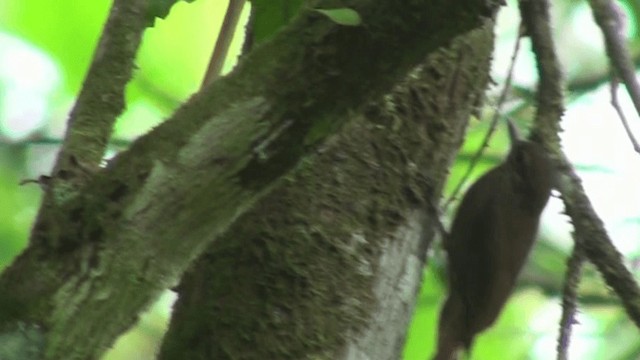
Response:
[519,0,640,332]
[0,1,502,358]
[159,23,496,359]
[26,0,152,255]
[55,0,150,171]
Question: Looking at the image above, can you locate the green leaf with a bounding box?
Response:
[314,8,361,26]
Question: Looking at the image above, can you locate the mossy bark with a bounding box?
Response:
[0,1,500,359]
[159,23,496,360]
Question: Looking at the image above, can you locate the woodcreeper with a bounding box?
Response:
[433,121,554,360]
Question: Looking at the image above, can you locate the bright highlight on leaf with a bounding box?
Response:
[314,8,362,26]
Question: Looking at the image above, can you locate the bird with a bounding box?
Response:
[433,121,554,360]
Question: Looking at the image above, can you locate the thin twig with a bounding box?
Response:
[589,0,640,121]
[443,24,524,210]
[201,0,246,88]
[520,0,640,332]
[556,245,585,360]
[610,78,640,153]
[0,135,133,148]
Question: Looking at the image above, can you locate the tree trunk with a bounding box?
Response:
[0,1,500,359]
[159,23,496,360]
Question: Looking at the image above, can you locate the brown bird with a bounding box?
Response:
[433,121,554,360]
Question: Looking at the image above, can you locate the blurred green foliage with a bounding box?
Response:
[0,147,40,269]
[250,0,304,45]
[0,0,110,101]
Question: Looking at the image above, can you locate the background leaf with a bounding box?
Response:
[314,8,361,26]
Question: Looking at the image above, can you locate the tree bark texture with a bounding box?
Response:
[159,24,496,360]
[0,1,501,359]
